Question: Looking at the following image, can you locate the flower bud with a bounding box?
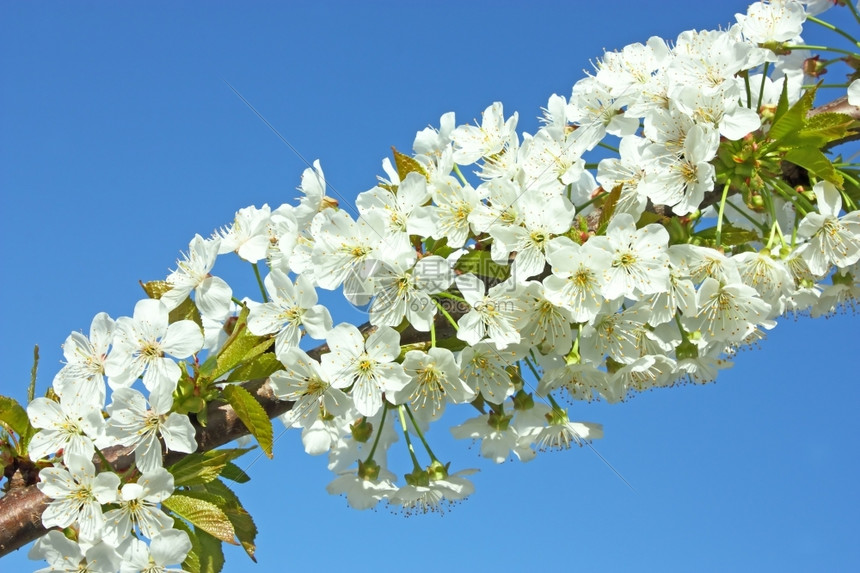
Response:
[350,417,374,443]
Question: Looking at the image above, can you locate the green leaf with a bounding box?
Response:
[139,280,203,327]
[221,384,273,459]
[769,85,817,145]
[140,279,172,299]
[694,223,760,247]
[433,336,468,352]
[162,493,237,545]
[204,479,258,562]
[193,526,226,573]
[784,147,843,186]
[800,112,856,145]
[454,249,510,281]
[424,236,454,258]
[0,396,33,446]
[168,296,203,328]
[392,146,428,182]
[28,345,38,403]
[225,353,283,383]
[596,184,622,234]
[209,306,273,381]
[635,211,667,229]
[772,76,790,125]
[167,447,255,487]
[220,461,251,483]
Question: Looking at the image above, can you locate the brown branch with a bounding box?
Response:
[2,94,858,560]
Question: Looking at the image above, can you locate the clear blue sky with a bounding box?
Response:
[2,1,858,572]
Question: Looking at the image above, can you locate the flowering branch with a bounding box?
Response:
[3,2,860,570]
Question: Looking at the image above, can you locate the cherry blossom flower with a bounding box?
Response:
[104,298,203,406]
[215,204,272,263]
[37,454,119,541]
[106,387,197,473]
[455,274,520,349]
[543,237,611,323]
[270,347,350,429]
[588,213,671,300]
[29,531,120,573]
[52,312,114,409]
[389,348,474,420]
[27,397,106,462]
[247,270,332,356]
[103,469,176,544]
[451,101,517,165]
[161,234,232,321]
[797,181,860,275]
[119,530,192,573]
[321,324,410,417]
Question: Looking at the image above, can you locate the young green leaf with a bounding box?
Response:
[454,249,510,280]
[225,353,283,383]
[204,478,258,562]
[162,493,237,545]
[392,146,429,182]
[221,384,274,459]
[220,461,251,484]
[0,396,33,451]
[168,447,255,487]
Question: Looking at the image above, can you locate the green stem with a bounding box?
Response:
[807,15,860,47]
[757,62,770,110]
[725,200,769,234]
[714,180,732,247]
[785,44,857,57]
[597,141,619,153]
[403,404,439,463]
[397,405,422,471]
[95,447,115,473]
[674,315,691,344]
[848,0,860,26]
[802,83,851,89]
[364,404,388,463]
[435,290,466,302]
[574,194,600,213]
[744,72,752,108]
[433,299,459,331]
[430,318,436,348]
[546,393,564,414]
[770,177,814,216]
[231,296,243,306]
[453,164,469,187]
[523,353,542,381]
[252,263,269,303]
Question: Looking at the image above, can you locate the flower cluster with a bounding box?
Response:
[6,1,859,571]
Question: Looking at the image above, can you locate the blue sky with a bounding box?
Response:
[2,1,859,572]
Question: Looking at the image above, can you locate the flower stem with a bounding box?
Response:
[403,404,439,463]
[714,180,732,247]
[597,141,619,153]
[364,404,388,463]
[757,62,770,110]
[786,44,856,57]
[95,447,115,474]
[807,15,860,46]
[433,299,459,331]
[252,262,269,303]
[397,405,422,471]
[453,164,469,187]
